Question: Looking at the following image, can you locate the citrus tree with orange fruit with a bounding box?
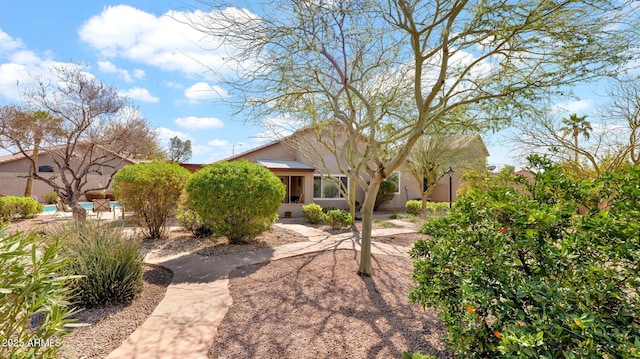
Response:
[410,155,640,358]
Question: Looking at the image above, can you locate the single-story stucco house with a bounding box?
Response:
[0,144,140,202]
[184,126,490,218]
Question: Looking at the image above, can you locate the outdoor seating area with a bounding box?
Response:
[92,198,115,220]
[53,198,73,218]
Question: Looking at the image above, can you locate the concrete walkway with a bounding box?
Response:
[106,220,421,359]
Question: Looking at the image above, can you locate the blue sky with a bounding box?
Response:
[0,1,607,166]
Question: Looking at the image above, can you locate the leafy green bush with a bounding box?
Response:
[325,209,353,229]
[423,202,449,216]
[409,156,640,358]
[374,179,397,210]
[16,197,43,219]
[0,227,77,359]
[187,160,285,244]
[302,203,324,224]
[321,206,338,214]
[405,200,422,215]
[176,203,212,237]
[113,162,191,239]
[54,222,144,308]
[43,192,59,204]
[402,353,436,359]
[0,196,43,222]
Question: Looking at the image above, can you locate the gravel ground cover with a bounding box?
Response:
[6,215,447,359]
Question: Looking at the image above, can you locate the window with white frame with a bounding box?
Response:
[313,175,349,199]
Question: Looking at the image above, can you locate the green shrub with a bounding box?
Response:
[0,196,43,222]
[113,162,191,239]
[0,227,77,359]
[325,209,353,229]
[410,156,640,358]
[374,179,397,210]
[43,191,59,204]
[405,200,422,215]
[373,219,395,228]
[321,206,338,214]
[176,203,212,237]
[302,203,325,224]
[16,197,43,219]
[187,160,285,244]
[54,222,144,308]
[423,201,449,216]
[402,353,436,359]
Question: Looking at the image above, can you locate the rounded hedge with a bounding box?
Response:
[0,196,43,223]
[302,203,324,224]
[405,200,422,216]
[187,160,285,243]
[113,161,191,239]
[325,209,353,229]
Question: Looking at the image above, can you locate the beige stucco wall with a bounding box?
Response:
[0,173,116,202]
[0,151,133,202]
[231,130,488,216]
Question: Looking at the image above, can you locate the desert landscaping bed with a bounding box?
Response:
[7,217,446,358]
[58,265,173,359]
[211,249,451,359]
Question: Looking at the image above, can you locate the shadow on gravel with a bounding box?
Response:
[210,248,452,359]
[158,247,276,284]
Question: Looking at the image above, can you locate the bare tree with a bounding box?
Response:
[167,136,193,163]
[602,76,640,167]
[0,64,159,221]
[186,0,639,276]
[515,76,640,180]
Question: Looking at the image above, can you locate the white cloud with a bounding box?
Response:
[0,41,68,101]
[165,81,184,89]
[97,61,144,82]
[78,5,251,77]
[0,29,23,53]
[552,99,594,115]
[119,87,159,102]
[175,116,224,129]
[192,144,212,155]
[207,139,230,147]
[184,82,229,103]
[156,127,192,142]
[252,115,304,143]
[98,60,133,82]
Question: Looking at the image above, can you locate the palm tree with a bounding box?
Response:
[560,114,592,163]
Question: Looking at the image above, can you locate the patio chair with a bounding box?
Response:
[92,198,114,220]
[54,198,73,218]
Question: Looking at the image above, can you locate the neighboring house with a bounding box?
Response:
[208,126,490,218]
[0,145,140,202]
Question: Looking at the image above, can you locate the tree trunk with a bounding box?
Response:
[358,179,381,277]
[24,137,41,198]
[70,193,87,222]
[349,182,357,220]
[421,191,429,216]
